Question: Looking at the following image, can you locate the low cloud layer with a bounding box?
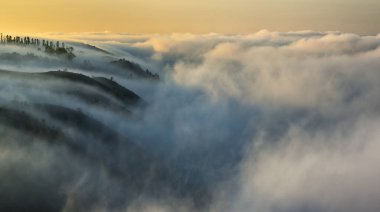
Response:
[1,31,380,211]
[234,117,380,212]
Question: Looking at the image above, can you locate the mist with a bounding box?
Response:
[1,31,380,211]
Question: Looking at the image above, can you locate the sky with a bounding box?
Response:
[0,0,379,34]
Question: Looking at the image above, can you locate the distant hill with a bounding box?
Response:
[0,69,142,107]
[111,58,159,80]
[45,71,142,105]
[0,69,209,211]
[68,41,113,55]
[1,34,160,81]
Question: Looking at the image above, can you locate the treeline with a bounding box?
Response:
[0,33,75,60]
[112,59,160,80]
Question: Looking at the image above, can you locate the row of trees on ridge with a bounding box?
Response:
[0,33,75,60]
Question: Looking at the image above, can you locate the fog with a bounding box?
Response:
[1,31,380,211]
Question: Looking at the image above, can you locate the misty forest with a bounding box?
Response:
[1,31,380,212]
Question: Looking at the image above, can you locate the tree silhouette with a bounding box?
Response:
[0,33,76,60]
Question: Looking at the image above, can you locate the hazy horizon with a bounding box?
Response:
[1,0,380,35]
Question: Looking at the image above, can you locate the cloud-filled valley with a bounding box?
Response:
[1,31,380,212]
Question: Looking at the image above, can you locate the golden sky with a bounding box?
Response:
[1,0,379,34]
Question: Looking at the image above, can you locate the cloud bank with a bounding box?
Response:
[1,30,380,211]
